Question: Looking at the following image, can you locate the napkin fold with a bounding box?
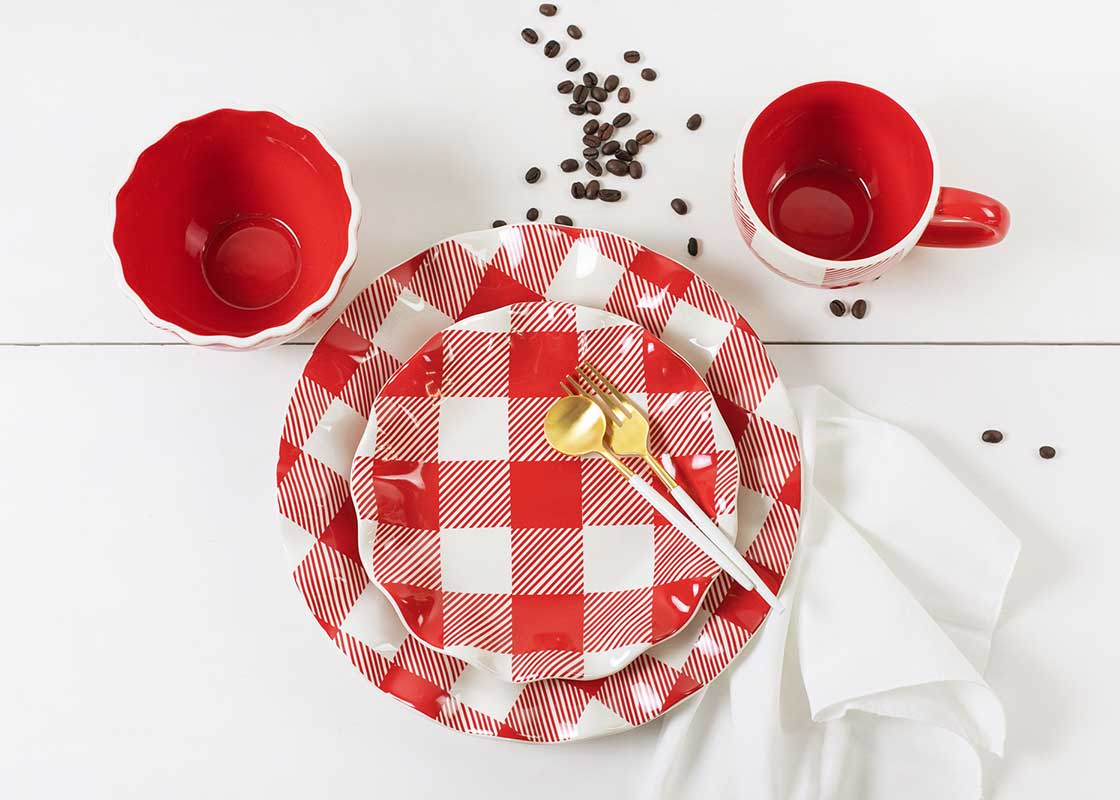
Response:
[641,386,1020,800]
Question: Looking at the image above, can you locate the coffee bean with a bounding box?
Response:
[583,119,600,135]
[560,158,579,172]
[585,179,600,199]
[582,146,599,159]
[670,197,688,215]
[585,100,602,115]
[568,103,586,115]
[852,299,868,319]
[526,207,540,222]
[539,3,557,16]
[686,113,702,130]
[625,138,639,154]
[582,134,601,148]
[602,140,620,155]
[606,159,628,176]
[571,181,586,199]
[623,50,640,63]
[585,159,603,176]
[573,84,588,103]
[981,430,1003,444]
[557,79,574,93]
[599,189,622,202]
[544,40,560,57]
[618,87,631,103]
[555,214,573,225]
[636,128,655,145]
[613,112,632,127]
[525,166,542,184]
[641,67,657,81]
[582,71,597,87]
[521,28,539,44]
[1039,445,1057,459]
[604,74,620,91]
[591,86,608,102]
[492,220,506,228]
[566,57,581,72]
[615,149,632,162]
[597,123,614,140]
[829,299,846,317]
[567,24,582,39]
[687,237,698,256]
[628,161,643,179]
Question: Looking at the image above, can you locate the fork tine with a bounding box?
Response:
[582,361,634,412]
[570,370,625,425]
[563,375,588,398]
[576,365,631,420]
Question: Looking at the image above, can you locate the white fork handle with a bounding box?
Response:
[627,475,782,611]
[670,486,783,612]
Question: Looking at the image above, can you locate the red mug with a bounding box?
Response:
[732,81,1009,288]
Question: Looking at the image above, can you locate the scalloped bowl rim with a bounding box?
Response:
[108,104,362,349]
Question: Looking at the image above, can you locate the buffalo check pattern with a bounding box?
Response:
[351,301,739,683]
[277,225,802,742]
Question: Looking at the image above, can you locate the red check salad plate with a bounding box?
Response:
[277,225,802,741]
[351,301,740,683]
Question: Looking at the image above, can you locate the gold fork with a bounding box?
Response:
[568,362,782,611]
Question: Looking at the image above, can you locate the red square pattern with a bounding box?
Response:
[643,330,708,394]
[510,460,582,528]
[371,460,440,528]
[509,330,579,398]
[511,594,584,653]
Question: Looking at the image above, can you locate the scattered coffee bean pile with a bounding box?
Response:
[514,4,701,256]
[829,298,869,319]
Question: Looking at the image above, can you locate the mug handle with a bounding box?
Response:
[917,187,1010,248]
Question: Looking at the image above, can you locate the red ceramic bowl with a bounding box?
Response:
[112,108,360,348]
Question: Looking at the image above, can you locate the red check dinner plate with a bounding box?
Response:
[276,224,802,742]
[351,301,740,683]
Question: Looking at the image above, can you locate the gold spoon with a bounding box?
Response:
[543,395,633,477]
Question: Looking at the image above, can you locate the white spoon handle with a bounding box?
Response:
[670,486,783,612]
[627,475,781,611]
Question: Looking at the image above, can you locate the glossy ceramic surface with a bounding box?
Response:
[112,108,360,348]
[351,300,740,683]
[276,224,802,742]
[732,81,1009,288]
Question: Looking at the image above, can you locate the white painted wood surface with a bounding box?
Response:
[3,0,1117,796]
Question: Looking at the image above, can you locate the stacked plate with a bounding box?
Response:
[276,224,802,742]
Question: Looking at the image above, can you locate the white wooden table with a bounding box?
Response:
[2,1,1116,796]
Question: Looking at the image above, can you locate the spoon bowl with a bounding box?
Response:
[543,395,608,457]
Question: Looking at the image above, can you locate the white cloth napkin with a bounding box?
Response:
[641,386,1020,800]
